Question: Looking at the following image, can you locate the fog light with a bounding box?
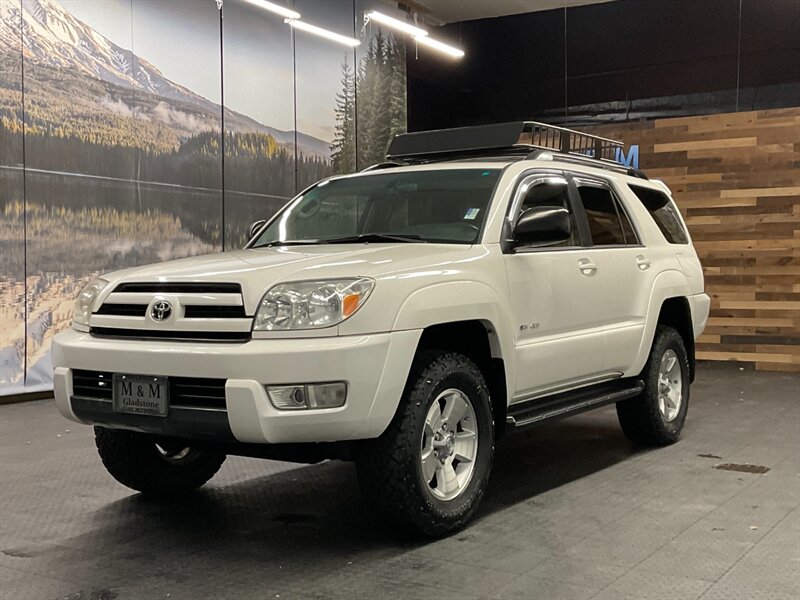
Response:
[267,382,347,410]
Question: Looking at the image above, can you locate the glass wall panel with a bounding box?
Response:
[22,0,139,389]
[567,0,738,124]
[0,0,25,392]
[356,0,407,169]
[294,0,354,189]
[738,0,800,110]
[222,0,296,249]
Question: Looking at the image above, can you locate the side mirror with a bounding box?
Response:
[248,219,267,241]
[513,206,572,245]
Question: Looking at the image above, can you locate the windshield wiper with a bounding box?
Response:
[251,239,321,248]
[322,233,425,244]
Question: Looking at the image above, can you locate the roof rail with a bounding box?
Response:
[387,121,623,164]
[361,162,401,172]
[525,149,648,179]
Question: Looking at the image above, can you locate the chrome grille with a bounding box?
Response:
[91,282,251,342]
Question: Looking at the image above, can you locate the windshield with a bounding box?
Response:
[252,168,501,246]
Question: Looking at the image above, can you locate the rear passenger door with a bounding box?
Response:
[571,177,654,374]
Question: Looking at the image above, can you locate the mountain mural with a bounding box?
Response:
[0,0,330,158]
[0,0,408,395]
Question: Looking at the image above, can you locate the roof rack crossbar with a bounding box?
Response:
[387,121,624,165]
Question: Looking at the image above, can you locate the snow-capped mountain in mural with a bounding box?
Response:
[0,0,330,157]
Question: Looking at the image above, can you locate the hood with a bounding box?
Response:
[102,243,473,314]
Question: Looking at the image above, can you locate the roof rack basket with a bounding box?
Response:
[386,121,624,165]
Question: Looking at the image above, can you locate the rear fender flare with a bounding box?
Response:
[630,269,693,375]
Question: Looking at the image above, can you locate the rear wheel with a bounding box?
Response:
[356,351,495,537]
[94,427,226,497]
[616,325,690,446]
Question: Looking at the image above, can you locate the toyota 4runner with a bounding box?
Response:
[53,121,710,536]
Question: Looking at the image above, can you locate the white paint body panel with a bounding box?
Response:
[53,158,710,444]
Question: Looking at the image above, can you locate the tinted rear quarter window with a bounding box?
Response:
[628,184,689,244]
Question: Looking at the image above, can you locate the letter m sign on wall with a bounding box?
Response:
[615,145,640,169]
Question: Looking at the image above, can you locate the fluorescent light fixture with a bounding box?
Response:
[366,10,428,38]
[415,35,464,59]
[242,0,301,20]
[286,18,361,47]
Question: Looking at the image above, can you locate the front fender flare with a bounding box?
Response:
[392,280,515,403]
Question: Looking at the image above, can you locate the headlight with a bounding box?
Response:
[73,278,109,327]
[253,278,374,331]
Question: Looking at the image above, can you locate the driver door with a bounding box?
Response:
[503,173,607,401]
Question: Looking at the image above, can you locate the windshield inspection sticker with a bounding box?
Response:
[464,208,480,220]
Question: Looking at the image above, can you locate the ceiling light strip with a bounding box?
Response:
[415,35,464,59]
[365,10,428,38]
[285,18,361,47]
[241,0,301,20]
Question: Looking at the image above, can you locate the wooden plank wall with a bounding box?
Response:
[589,108,800,372]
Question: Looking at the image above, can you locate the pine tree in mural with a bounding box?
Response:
[330,29,407,173]
[330,57,356,174]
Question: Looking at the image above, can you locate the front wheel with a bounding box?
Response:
[356,351,495,537]
[616,325,690,446]
[95,427,226,497]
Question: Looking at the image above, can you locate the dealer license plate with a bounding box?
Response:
[112,374,169,417]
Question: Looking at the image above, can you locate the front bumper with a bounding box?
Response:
[52,328,421,444]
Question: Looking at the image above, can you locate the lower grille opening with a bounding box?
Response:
[89,327,250,342]
[72,370,227,410]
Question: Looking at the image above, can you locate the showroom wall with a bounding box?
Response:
[589,108,799,372]
[0,0,407,395]
[407,0,799,130]
[405,0,798,372]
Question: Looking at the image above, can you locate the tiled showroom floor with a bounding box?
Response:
[1,362,798,600]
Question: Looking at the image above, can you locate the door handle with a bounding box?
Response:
[578,258,598,276]
[636,255,651,270]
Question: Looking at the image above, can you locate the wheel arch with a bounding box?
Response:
[414,320,510,438]
[631,270,696,380]
[656,297,696,382]
[392,281,515,412]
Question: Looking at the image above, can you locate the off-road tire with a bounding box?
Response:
[95,427,226,496]
[356,351,495,537]
[616,325,690,446]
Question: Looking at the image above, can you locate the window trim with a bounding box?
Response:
[501,169,590,254]
[571,176,644,248]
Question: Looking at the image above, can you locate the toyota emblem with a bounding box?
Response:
[150,300,172,322]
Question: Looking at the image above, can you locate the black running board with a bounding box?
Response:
[507,379,644,431]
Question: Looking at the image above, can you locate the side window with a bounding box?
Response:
[515,177,579,247]
[628,184,689,244]
[577,184,637,246]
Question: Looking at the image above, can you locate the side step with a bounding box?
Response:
[507,379,644,431]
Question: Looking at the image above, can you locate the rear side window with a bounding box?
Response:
[628,184,689,244]
[576,185,638,246]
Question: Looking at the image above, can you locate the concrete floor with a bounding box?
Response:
[1,363,798,600]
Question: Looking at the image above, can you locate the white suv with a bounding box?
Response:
[53,122,710,536]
